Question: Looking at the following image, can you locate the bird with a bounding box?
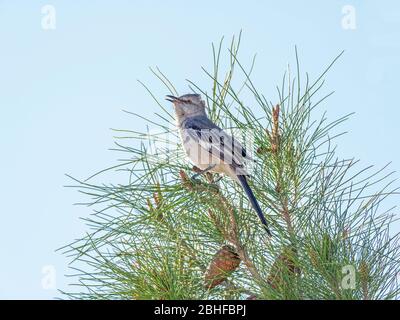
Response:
[166,93,271,236]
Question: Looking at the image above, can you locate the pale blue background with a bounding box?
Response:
[0,1,399,299]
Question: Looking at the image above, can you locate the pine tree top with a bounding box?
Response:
[60,33,400,300]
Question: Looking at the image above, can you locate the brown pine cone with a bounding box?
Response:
[204,245,241,289]
[267,246,300,290]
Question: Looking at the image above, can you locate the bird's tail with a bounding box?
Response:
[236,174,272,237]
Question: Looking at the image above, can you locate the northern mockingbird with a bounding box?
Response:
[166,93,271,236]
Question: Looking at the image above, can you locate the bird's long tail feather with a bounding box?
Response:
[237,175,272,236]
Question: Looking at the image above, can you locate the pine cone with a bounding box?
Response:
[204,245,241,289]
[267,246,300,290]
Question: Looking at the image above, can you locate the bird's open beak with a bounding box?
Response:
[165,95,181,103]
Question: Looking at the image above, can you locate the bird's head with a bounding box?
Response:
[166,93,206,119]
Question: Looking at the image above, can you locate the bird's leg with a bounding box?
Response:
[191,164,216,181]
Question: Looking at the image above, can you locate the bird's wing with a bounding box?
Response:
[182,116,252,167]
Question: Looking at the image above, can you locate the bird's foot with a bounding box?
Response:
[190,164,216,181]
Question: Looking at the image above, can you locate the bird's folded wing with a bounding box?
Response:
[182,117,252,167]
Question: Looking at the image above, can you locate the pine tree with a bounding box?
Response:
[61,34,400,300]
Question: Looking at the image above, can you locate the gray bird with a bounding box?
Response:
[166,93,271,236]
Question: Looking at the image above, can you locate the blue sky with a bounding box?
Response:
[0,1,399,299]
